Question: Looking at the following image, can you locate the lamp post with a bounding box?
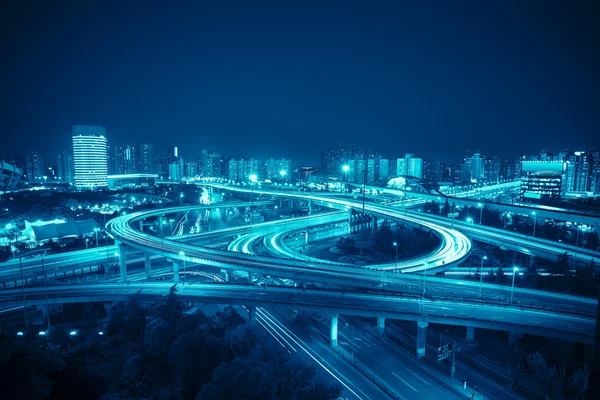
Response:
[510,267,519,305]
[41,256,50,331]
[19,257,28,332]
[169,218,174,236]
[279,170,287,190]
[180,192,184,206]
[467,217,474,229]
[531,212,537,238]
[249,174,258,225]
[178,251,187,284]
[94,228,100,247]
[479,256,487,298]
[85,238,89,249]
[478,203,483,225]
[342,165,349,192]
[393,242,398,269]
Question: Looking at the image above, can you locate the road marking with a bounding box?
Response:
[527,320,541,324]
[490,316,504,320]
[405,367,430,385]
[392,372,418,392]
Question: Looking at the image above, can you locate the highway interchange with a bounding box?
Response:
[1,183,599,399]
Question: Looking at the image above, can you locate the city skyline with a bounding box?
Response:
[2,1,599,165]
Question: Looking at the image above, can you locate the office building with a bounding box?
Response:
[460,152,485,183]
[72,125,108,190]
[185,161,198,178]
[262,158,292,181]
[484,157,500,183]
[396,153,423,179]
[139,143,154,174]
[169,157,184,182]
[57,151,74,184]
[26,152,43,182]
[379,159,390,180]
[520,160,565,200]
[320,144,362,176]
[565,151,593,192]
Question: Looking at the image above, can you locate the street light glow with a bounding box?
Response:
[513,266,519,271]
[393,242,397,246]
[279,170,287,177]
[342,165,349,172]
[69,330,78,336]
[249,174,258,182]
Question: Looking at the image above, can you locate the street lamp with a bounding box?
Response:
[345,322,355,365]
[85,238,89,249]
[477,203,483,225]
[180,192,184,206]
[249,174,258,225]
[393,242,398,269]
[179,251,187,284]
[342,165,350,191]
[466,217,473,229]
[510,267,519,305]
[94,227,100,247]
[479,256,487,298]
[169,218,174,235]
[279,170,287,189]
[531,212,537,237]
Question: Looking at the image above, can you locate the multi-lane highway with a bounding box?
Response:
[0,283,594,344]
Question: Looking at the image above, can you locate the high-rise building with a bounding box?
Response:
[168,145,178,160]
[564,151,593,192]
[185,161,197,178]
[460,152,485,183]
[72,125,108,190]
[379,159,390,180]
[139,143,154,174]
[591,151,600,193]
[169,157,184,182]
[484,157,500,183]
[396,153,423,179]
[109,142,140,175]
[520,160,565,200]
[26,152,43,182]
[262,158,292,181]
[57,151,74,184]
[320,145,362,176]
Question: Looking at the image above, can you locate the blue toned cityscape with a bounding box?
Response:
[1,1,599,400]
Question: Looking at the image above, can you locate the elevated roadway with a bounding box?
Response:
[1,283,594,344]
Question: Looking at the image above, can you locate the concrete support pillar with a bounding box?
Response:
[248,306,256,321]
[118,244,127,283]
[466,326,476,344]
[139,220,143,231]
[330,314,339,347]
[508,331,523,344]
[172,260,180,282]
[377,317,385,336]
[416,321,428,358]
[144,253,152,280]
[248,271,253,284]
[308,200,312,215]
[104,303,113,321]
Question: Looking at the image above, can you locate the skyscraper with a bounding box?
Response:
[26,151,43,182]
[72,125,108,190]
[320,145,362,176]
[460,152,485,183]
[57,151,74,184]
[139,143,154,174]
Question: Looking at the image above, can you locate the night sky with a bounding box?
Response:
[1,0,599,165]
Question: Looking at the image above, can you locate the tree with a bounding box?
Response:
[526,351,566,399]
[504,339,522,391]
[585,232,599,251]
[336,237,356,253]
[566,364,589,400]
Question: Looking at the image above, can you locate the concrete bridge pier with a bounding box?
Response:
[376,317,385,336]
[416,321,428,358]
[118,244,128,283]
[172,260,180,282]
[144,253,152,280]
[221,269,230,282]
[465,326,477,346]
[330,314,339,347]
[248,271,253,284]
[104,302,117,321]
[248,306,256,321]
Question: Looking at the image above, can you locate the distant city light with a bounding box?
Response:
[342,165,349,172]
[249,174,258,182]
[279,170,287,177]
[17,331,24,336]
[98,331,104,336]
[69,330,78,336]
[39,331,46,336]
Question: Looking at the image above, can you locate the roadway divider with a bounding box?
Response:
[331,343,403,400]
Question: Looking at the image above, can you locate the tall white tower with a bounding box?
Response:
[72,125,108,190]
